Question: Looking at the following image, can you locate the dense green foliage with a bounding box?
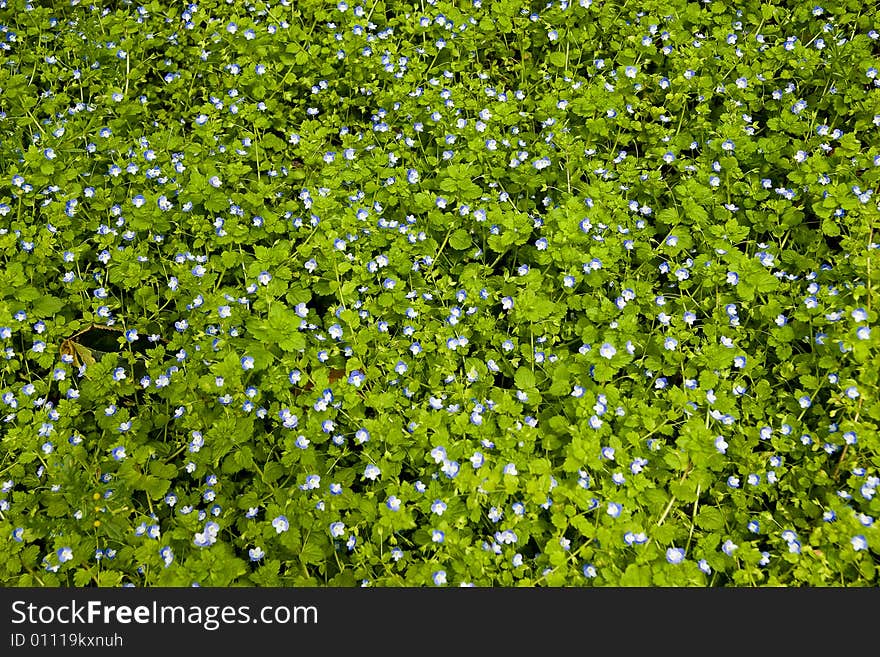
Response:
[0,0,878,586]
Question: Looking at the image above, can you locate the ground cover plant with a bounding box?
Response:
[0,0,878,587]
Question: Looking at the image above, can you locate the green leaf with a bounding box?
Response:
[547,51,567,67]
[696,507,725,531]
[300,539,327,565]
[620,564,653,587]
[514,366,536,390]
[449,229,472,250]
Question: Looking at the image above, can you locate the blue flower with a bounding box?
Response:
[721,539,738,556]
[57,547,74,563]
[386,496,401,511]
[432,570,447,585]
[851,535,868,551]
[666,547,685,564]
[159,546,174,567]
[241,355,255,370]
[330,522,345,538]
[441,460,460,478]
[111,446,126,461]
[363,464,381,480]
[272,515,289,533]
[249,546,265,561]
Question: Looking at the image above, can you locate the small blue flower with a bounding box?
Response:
[159,546,174,567]
[666,547,685,564]
[272,515,289,533]
[851,308,868,322]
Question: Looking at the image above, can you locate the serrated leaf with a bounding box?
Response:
[514,366,536,390]
[449,229,471,251]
